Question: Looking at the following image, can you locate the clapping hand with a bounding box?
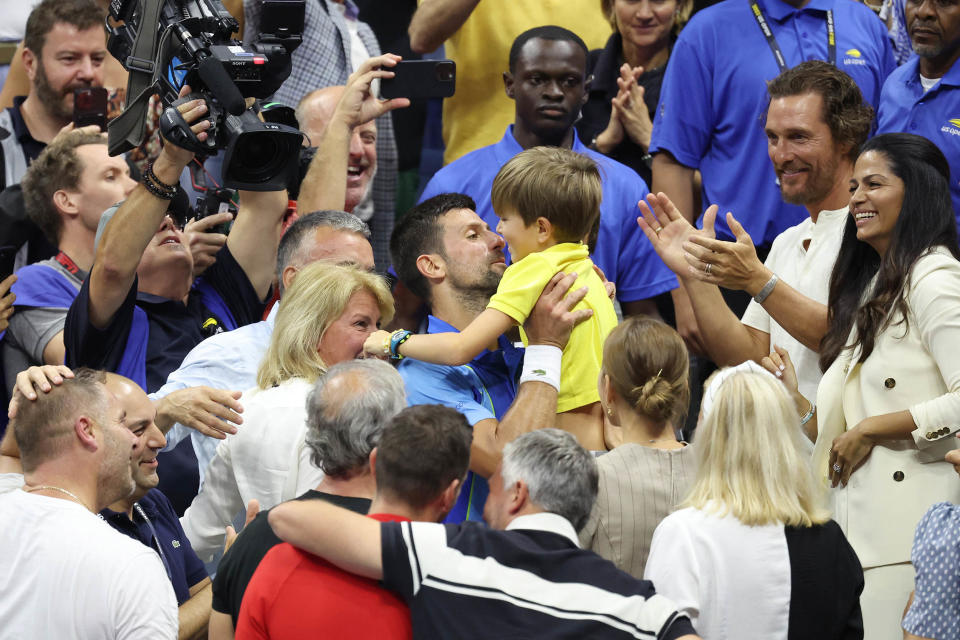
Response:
[636,192,714,277]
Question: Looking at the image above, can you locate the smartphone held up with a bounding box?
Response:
[380,60,456,100]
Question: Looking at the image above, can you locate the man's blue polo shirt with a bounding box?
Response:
[398,315,524,523]
[101,489,208,606]
[877,56,960,225]
[419,126,677,303]
[650,0,895,245]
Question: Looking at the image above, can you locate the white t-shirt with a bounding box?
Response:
[0,490,178,638]
[645,506,791,640]
[741,208,847,403]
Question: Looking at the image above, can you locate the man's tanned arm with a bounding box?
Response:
[87,96,207,328]
[177,577,211,640]
[408,0,482,53]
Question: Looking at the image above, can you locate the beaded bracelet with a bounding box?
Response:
[142,160,178,200]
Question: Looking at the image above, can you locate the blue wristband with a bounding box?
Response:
[389,330,412,359]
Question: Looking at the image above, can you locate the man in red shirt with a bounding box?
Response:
[235,404,472,639]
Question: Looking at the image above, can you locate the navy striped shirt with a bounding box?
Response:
[381,512,696,639]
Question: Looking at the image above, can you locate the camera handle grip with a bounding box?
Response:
[159,96,217,154]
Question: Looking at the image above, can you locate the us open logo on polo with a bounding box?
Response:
[941,119,960,136]
[843,48,867,66]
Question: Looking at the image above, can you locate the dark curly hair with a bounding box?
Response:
[766,61,874,162]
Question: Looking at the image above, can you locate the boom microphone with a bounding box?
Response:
[197,55,246,116]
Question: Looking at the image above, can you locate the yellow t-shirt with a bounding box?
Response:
[438,2,613,164]
[487,243,617,412]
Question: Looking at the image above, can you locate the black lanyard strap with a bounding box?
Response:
[750,1,835,74]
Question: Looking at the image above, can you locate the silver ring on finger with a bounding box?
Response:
[704,262,712,274]
[654,226,663,234]
[832,463,842,473]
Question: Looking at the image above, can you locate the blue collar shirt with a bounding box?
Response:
[398,315,523,523]
[877,56,960,226]
[419,126,677,303]
[101,489,208,606]
[650,0,895,244]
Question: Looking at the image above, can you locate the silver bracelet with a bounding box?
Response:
[753,273,779,304]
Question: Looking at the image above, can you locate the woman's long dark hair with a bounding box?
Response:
[819,133,959,371]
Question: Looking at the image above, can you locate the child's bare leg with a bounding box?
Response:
[555,402,604,451]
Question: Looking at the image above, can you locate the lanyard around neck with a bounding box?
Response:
[750,1,836,74]
[134,502,173,582]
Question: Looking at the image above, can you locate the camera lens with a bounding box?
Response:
[231,132,283,183]
[436,62,454,82]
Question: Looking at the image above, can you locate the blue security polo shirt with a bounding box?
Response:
[419,126,677,303]
[398,315,524,523]
[877,56,960,226]
[101,488,208,605]
[650,0,895,245]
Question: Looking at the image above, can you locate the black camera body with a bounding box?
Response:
[106,0,306,191]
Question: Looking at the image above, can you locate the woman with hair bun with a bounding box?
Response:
[578,316,695,577]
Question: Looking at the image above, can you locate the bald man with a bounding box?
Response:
[296,86,378,215]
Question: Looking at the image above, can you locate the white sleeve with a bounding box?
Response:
[907,255,960,448]
[643,514,702,626]
[740,298,772,334]
[110,549,178,639]
[180,436,243,562]
[150,336,229,452]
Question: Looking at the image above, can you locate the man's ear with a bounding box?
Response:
[53,190,80,218]
[507,479,528,516]
[281,265,299,291]
[582,74,594,105]
[416,253,446,283]
[74,415,99,452]
[440,477,462,513]
[535,217,553,244]
[503,71,515,99]
[21,46,38,82]
[368,447,378,482]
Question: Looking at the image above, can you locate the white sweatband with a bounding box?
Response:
[519,345,562,391]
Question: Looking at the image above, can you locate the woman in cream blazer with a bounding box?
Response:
[774,134,960,640]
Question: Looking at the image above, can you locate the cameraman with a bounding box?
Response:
[63,87,288,514]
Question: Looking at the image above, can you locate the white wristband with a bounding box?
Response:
[519,345,562,391]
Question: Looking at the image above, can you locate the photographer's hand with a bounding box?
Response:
[155,85,211,179]
[297,55,410,214]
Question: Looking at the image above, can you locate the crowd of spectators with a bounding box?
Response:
[1,0,960,638]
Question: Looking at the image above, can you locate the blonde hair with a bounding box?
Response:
[257,262,394,389]
[491,146,602,243]
[602,317,689,425]
[600,0,693,36]
[684,371,829,527]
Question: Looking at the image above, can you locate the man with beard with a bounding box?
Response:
[100,373,214,639]
[635,61,874,418]
[0,367,178,637]
[390,193,592,523]
[0,0,107,190]
[418,26,675,318]
[877,0,960,227]
[0,367,216,638]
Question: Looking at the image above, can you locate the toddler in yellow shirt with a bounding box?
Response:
[364,147,618,449]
